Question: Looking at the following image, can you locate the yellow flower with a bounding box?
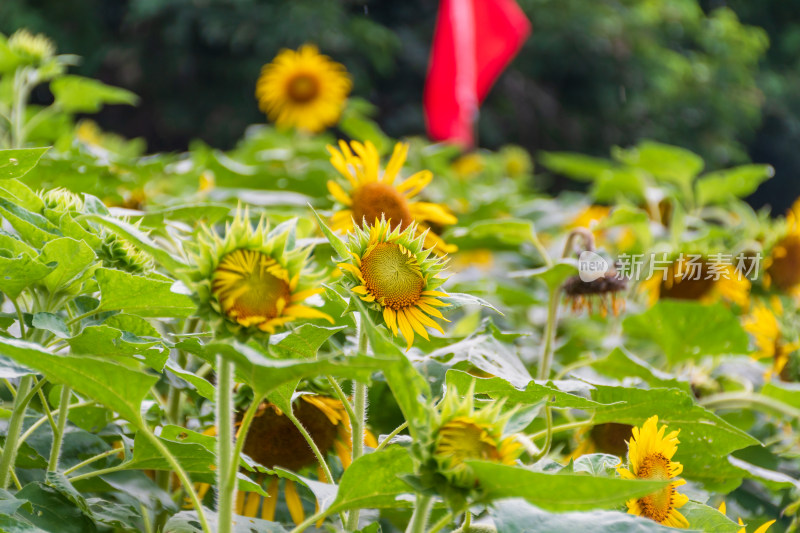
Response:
[194,209,332,336]
[743,299,799,379]
[327,140,457,255]
[433,385,522,487]
[255,44,351,132]
[764,198,800,298]
[451,152,485,179]
[617,416,689,528]
[640,256,750,307]
[338,217,450,350]
[718,502,776,533]
[198,395,377,525]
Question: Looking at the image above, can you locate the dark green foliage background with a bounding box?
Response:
[2,0,800,208]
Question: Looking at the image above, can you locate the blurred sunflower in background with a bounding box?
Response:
[433,385,522,488]
[193,210,332,335]
[255,44,351,132]
[238,394,376,524]
[617,416,689,528]
[327,139,457,255]
[640,255,750,307]
[338,217,450,350]
[743,299,799,380]
[764,198,800,298]
[568,422,633,460]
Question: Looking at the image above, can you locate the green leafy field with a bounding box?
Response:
[0,29,797,533]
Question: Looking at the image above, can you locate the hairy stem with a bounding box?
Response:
[0,375,33,488]
[405,493,434,533]
[216,356,235,533]
[345,319,369,531]
[47,385,72,472]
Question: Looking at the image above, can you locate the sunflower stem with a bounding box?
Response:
[225,395,261,493]
[47,385,72,473]
[284,410,348,527]
[326,375,357,423]
[345,318,370,531]
[216,355,235,533]
[0,375,33,489]
[62,447,122,476]
[405,493,434,533]
[140,425,211,533]
[375,421,408,452]
[426,510,454,533]
[699,392,800,419]
[537,287,560,381]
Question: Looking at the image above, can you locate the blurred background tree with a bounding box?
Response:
[2,0,798,208]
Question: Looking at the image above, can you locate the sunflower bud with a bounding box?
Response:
[8,29,56,65]
[41,187,84,214]
[99,231,154,274]
[432,385,522,488]
[193,209,331,337]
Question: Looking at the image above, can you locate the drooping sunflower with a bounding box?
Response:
[255,44,351,133]
[327,139,458,255]
[433,385,523,488]
[742,299,799,380]
[562,270,627,316]
[718,502,776,533]
[617,416,689,528]
[764,198,800,298]
[197,395,376,525]
[640,256,750,307]
[193,210,332,336]
[338,217,450,350]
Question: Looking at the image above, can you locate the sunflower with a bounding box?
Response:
[255,44,351,132]
[742,299,799,380]
[568,422,634,460]
[193,210,332,336]
[433,385,522,488]
[640,256,750,307]
[617,416,689,528]
[338,217,450,350]
[327,139,458,255]
[718,502,776,533]
[196,395,377,525]
[238,395,377,524]
[562,271,627,316]
[764,199,800,298]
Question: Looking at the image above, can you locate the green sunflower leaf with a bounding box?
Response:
[695,164,774,205]
[0,337,156,426]
[324,446,415,515]
[680,501,741,533]
[0,147,49,180]
[446,369,613,410]
[95,268,196,318]
[589,386,761,489]
[51,75,139,113]
[310,206,349,260]
[39,237,98,293]
[622,301,749,363]
[0,253,55,299]
[467,461,669,511]
[492,498,680,532]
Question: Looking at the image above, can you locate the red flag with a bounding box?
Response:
[424,0,531,147]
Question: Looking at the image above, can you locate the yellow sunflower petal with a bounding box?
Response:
[284,480,305,525]
[327,180,352,206]
[262,477,279,521]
